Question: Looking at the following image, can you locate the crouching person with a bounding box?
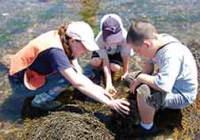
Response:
[126,19,198,136]
[9,21,130,115]
[91,14,133,94]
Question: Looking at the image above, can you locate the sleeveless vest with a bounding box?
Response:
[9,30,65,90]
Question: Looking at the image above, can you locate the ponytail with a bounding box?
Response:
[58,25,74,59]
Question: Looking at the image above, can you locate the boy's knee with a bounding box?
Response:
[110,63,121,72]
[136,84,151,98]
[136,84,166,110]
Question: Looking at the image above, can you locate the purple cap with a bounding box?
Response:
[102,16,123,43]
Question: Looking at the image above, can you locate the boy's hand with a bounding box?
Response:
[121,71,129,80]
[106,84,117,95]
[130,79,138,94]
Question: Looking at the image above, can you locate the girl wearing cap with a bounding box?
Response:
[91,14,133,94]
[9,21,130,115]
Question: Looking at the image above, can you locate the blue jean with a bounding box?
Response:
[1,71,70,121]
[9,70,70,95]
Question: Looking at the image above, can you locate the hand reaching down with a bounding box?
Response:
[108,98,130,116]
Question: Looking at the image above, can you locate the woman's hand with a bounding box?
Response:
[108,98,130,116]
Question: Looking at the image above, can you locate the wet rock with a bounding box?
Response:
[188,39,200,81]
[0,134,5,140]
[111,93,141,137]
[21,96,50,119]
[173,91,200,139]
[0,54,13,69]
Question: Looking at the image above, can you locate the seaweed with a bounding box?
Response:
[20,111,114,140]
[79,0,100,27]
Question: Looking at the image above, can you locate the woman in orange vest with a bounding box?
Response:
[9,21,129,115]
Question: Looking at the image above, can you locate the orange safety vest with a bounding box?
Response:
[9,30,65,90]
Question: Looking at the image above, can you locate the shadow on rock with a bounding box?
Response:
[21,96,50,119]
[111,93,182,139]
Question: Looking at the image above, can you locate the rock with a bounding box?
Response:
[0,54,14,68]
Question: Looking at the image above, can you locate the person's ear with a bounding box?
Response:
[143,39,152,48]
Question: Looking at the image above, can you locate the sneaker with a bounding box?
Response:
[31,100,62,111]
[132,124,159,137]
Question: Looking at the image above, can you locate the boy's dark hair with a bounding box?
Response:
[126,19,157,46]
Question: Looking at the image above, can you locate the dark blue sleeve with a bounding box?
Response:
[49,48,72,71]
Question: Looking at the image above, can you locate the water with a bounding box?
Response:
[0,0,82,132]
[0,0,82,56]
[98,0,200,42]
[0,0,200,139]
